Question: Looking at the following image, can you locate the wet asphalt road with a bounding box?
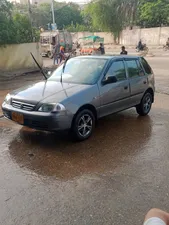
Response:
[1,57,169,225]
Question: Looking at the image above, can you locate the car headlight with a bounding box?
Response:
[38,103,66,112]
[4,94,11,104]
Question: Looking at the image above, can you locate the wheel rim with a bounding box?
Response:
[143,95,152,113]
[78,114,93,138]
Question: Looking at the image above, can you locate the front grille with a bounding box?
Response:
[24,119,48,130]
[12,100,35,111]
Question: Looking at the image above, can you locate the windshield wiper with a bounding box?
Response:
[60,55,70,83]
[30,52,47,80]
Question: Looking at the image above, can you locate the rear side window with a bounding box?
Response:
[106,60,126,81]
[126,60,140,78]
[140,58,152,75]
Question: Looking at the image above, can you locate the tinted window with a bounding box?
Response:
[140,58,152,75]
[106,61,126,81]
[126,60,140,78]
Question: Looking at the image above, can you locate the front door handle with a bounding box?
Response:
[143,81,147,84]
[124,86,128,90]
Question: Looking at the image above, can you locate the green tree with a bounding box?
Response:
[66,23,97,32]
[13,13,39,43]
[83,0,139,42]
[0,0,14,45]
[13,2,83,30]
[32,3,52,29]
[138,0,169,27]
[13,3,52,30]
[0,0,39,45]
[54,3,83,29]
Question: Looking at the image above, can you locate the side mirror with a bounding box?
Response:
[102,76,117,85]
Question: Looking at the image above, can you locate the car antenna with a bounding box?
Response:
[60,55,70,83]
[30,52,47,80]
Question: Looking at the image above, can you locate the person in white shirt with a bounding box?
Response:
[144,209,169,225]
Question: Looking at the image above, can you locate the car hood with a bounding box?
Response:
[11,80,91,104]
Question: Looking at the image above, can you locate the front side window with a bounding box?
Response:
[106,61,126,81]
[126,60,140,78]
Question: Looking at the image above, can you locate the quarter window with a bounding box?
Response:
[106,61,126,81]
[140,58,152,75]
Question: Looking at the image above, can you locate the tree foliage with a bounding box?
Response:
[0,0,39,45]
[13,2,83,30]
[83,0,139,42]
[54,3,83,30]
[138,0,169,27]
[0,0,14,45]
[1,0,169,45]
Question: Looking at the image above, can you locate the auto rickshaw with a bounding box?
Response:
[40,30,73,58]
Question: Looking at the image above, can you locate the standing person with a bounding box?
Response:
[120,46,128,55]
[59,46,65,63]
[98,43,105,55]
[143,208,169,225]
[53,43,60,65]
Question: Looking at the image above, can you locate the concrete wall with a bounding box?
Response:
[159,27,169,45]
[72,27,169,46]
[141,27,161,45]
[0,43,42,73]
[120,28,141,46]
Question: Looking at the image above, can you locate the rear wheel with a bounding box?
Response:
[136,92,153,116]
[72,109,95,141]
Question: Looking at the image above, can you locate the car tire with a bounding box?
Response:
[72,109,95,141]
[136,92,153,116]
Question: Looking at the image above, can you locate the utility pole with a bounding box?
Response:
[28,0,34,41]
[51,0,57,30]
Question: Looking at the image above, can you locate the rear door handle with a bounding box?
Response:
[143,81,147,84]
[124,86,128,90]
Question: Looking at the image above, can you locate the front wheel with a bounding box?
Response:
[136,92,153,116]
[72,109,95,141]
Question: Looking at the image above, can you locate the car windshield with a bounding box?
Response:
[48,58,107,85]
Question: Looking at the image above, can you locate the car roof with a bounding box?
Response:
[75,55,141,60]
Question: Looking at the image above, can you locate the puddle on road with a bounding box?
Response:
[0,111,153,180]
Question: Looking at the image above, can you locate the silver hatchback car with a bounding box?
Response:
[2,56,155,141]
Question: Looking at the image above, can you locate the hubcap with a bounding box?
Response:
[143,95,151,113]
[78,114,93,137]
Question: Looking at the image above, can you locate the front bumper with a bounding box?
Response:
[2,103,73,131]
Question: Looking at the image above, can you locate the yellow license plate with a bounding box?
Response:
[12,112,24,125]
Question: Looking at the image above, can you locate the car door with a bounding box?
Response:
[125,59,148,106]
[99,59,131,117]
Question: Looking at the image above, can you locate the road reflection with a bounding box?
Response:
[9,111,152,180]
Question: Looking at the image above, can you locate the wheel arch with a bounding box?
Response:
[71,104,97,127]
[145,88,154,103]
